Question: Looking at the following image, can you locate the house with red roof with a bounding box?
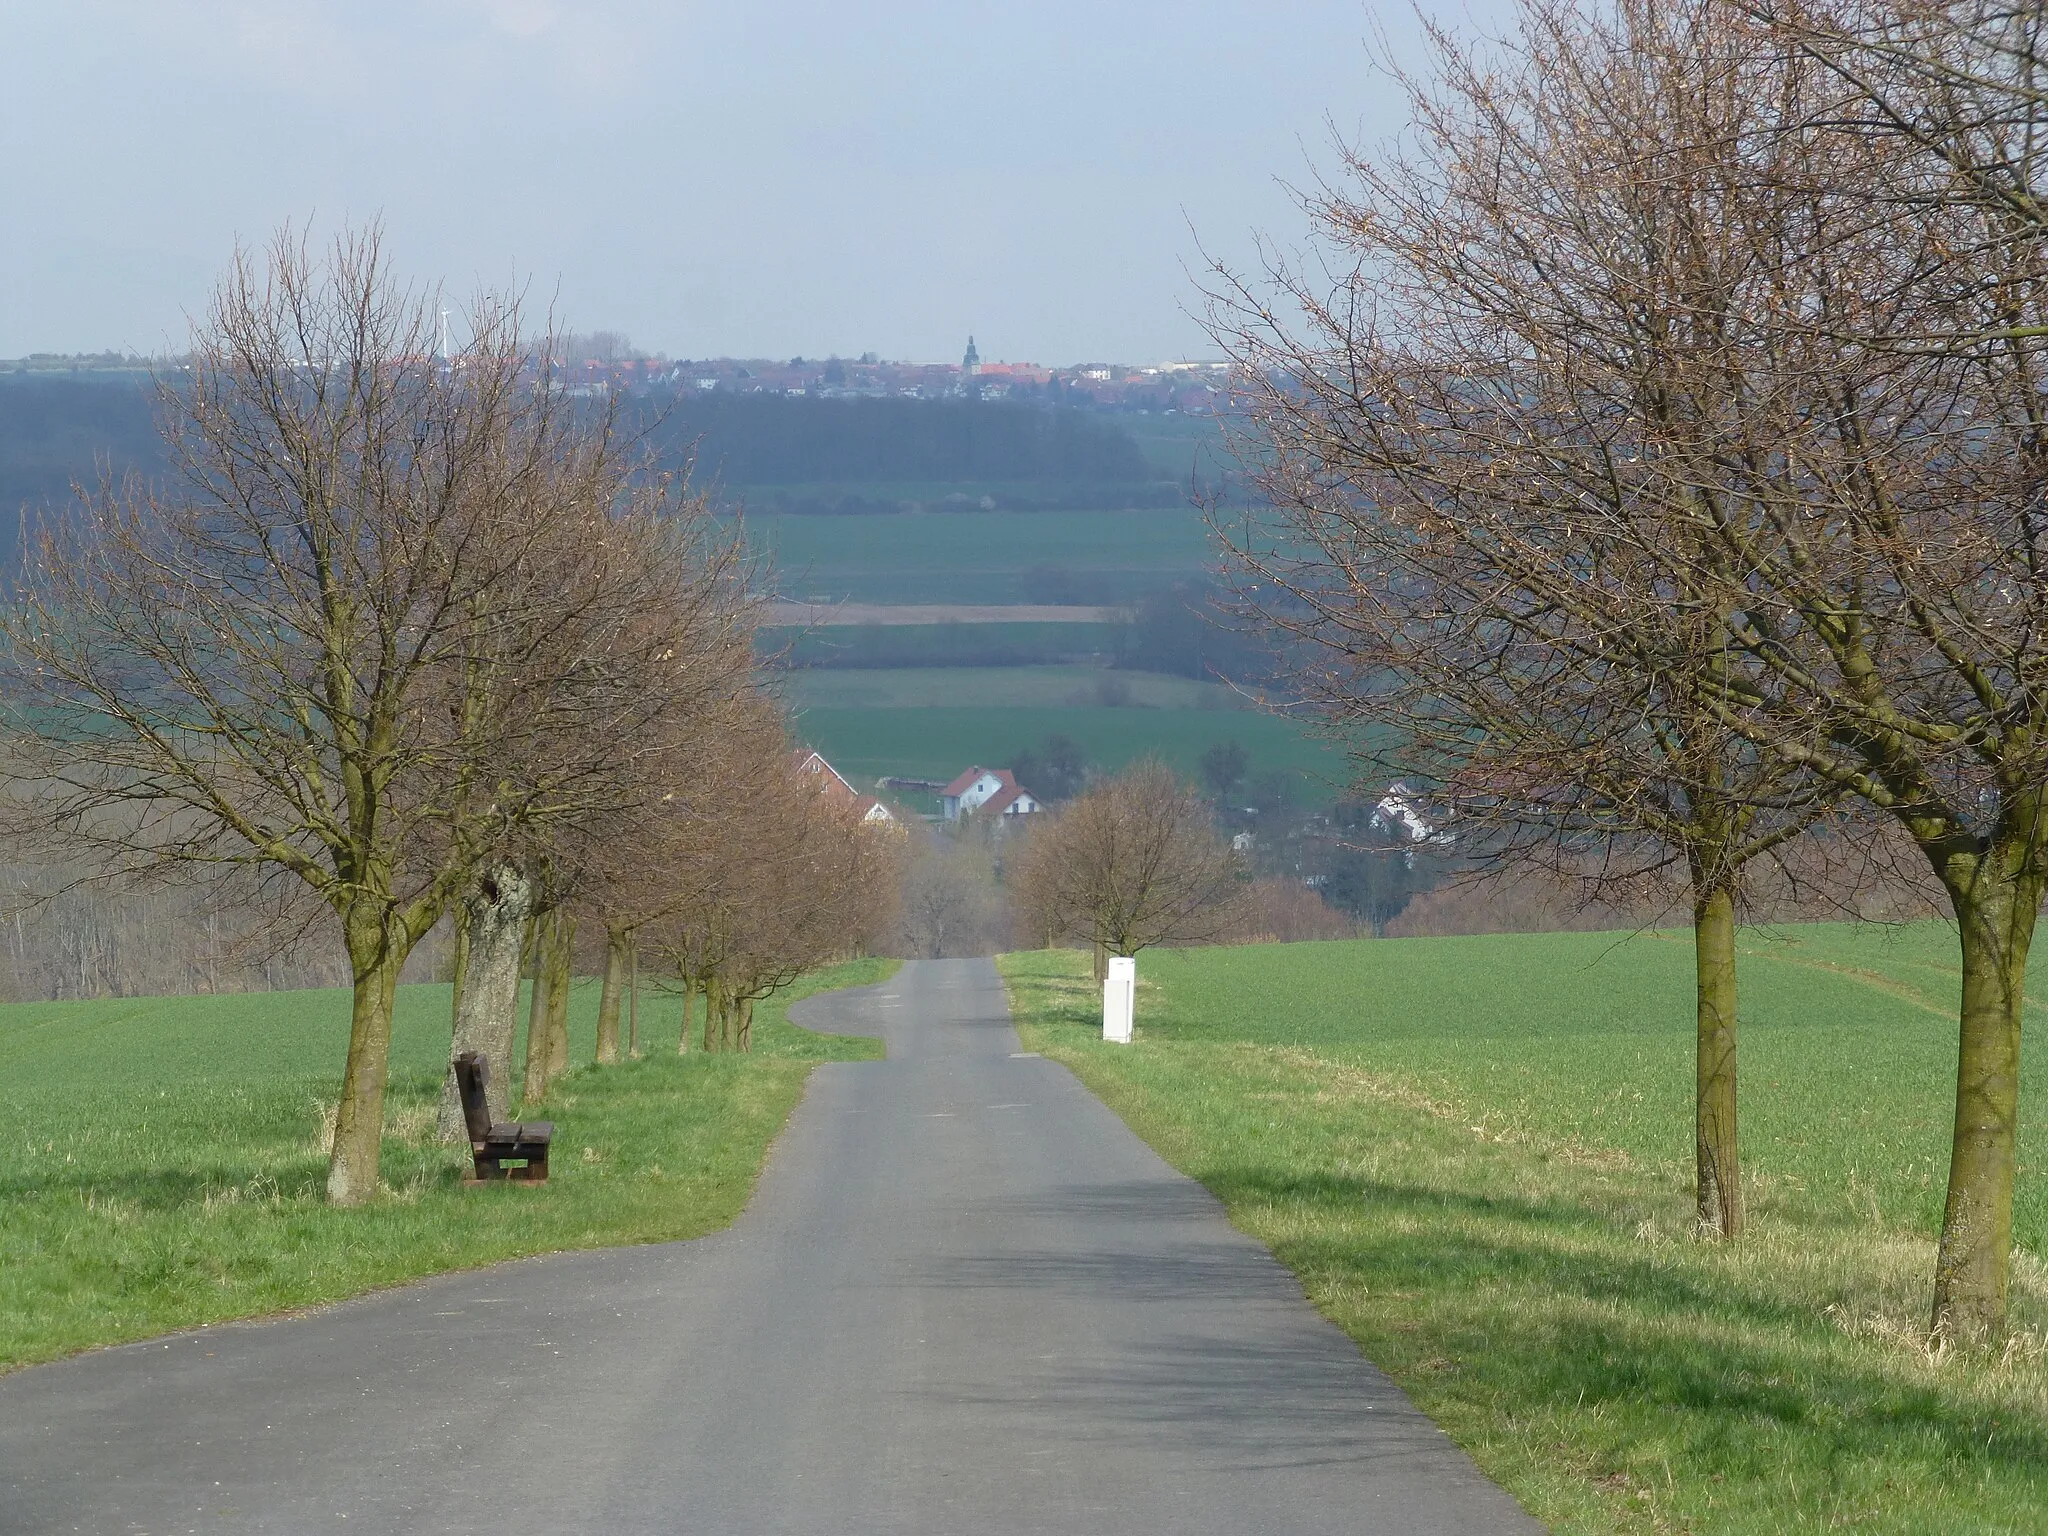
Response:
[792,748,856,796]
[939,766,1041,823]
[792,748,897,825]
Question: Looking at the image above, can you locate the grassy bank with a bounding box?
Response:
[998,928,2048,1534]
[0,958,893,1371]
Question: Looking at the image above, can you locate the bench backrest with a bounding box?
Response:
[453,1052,493,1143]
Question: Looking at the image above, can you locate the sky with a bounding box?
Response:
[0,2,1499,365]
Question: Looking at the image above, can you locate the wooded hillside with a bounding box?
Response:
[0,379,1180,546]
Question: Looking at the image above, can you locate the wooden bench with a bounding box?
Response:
[453,1051,554,1183]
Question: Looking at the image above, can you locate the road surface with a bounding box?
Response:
[0,958,1538,1534]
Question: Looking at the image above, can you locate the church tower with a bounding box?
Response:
[962,335,981,376]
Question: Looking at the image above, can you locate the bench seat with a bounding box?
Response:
[452,1052,554,1183]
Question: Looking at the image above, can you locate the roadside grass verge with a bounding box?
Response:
[998,931,2048,1535]
[0,958,893,1371]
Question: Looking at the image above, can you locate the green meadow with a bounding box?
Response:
[791,703,1346,792]
[999,924,2048,1535]
[1119,411,1234,478]
[766,620,1121,670]
[745,508,1215,605]
[0,960,892,1371]
[778,665,1235,710]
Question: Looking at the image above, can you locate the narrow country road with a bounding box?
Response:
[0,959,1538,1534]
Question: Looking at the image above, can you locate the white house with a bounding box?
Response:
[940,766,1041,822]
[978,781,1041,819]
[1370,781,1437,844]
[1370,781,1453,869]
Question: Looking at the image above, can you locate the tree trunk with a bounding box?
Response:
[737,996,754,1052]
[541,911,575,1092]
[702,974,721,1052]
[450,901,470,1033]
[1693,879,1742,1239]
[678,972,697,1055]
[326,910,408,1206]
[627,936,641,1058]
[595,924,627,1066]
[521,908,553,1104]
[1932,850,2040,1342]
[438,863,533,1138]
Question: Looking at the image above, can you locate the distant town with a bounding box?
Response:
[0,337,1233,414]
[646,339,1231,414]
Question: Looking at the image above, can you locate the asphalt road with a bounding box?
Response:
[0,958,1539,1534]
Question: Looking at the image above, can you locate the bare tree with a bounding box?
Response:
[438,498,757,1125]
[2,225,701,1204]
[1581,0,2048,1336]
[638,716,899,1052]
[1705,0,2048,1341]
[1757,0,2048,262]
[1210,0,1846,1238]
[893,825,1009,959]
[1011,760,1244,980]
[1217,0,2048,1332]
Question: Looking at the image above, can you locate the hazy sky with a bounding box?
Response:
[1,2,1494,364]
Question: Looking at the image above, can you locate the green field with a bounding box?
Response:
[791,704,1347,792]
[778,665,1236,710]
[766,620,1122,670]
[1118,412,1239,480]
[0,961,891,1370]
[744,508,1215,605]
[999,925,2048,1534]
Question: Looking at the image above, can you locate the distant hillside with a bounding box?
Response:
[642,393,1152,484]
[637,392,1187,510]
[0,380,1199,557]
[0,377,164,532]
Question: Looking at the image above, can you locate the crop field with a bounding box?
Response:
[778,665,1236,710]
[0,960,891,1370]
[791,703,1347,793]
[1120,413,1234,479]
[765,620,1123,670]
[744,508,1215,605]
[999,924,2048,1534]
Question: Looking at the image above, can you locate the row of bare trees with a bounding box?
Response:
[1216,0,2048,1342]
[439,703,900,1131]
[0,225,895,1206]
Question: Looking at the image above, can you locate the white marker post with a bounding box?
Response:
[1102,955,1135,1044]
